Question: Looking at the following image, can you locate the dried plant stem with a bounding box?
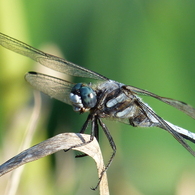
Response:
[0,133,109,195]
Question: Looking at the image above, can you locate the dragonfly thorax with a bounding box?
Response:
[69,83,97,113]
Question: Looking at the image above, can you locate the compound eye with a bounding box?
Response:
[71,83,82,93]
[80,87,97,108]
[70,83,97,112]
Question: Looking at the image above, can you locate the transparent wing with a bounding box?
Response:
[137,99,195,157]
[25,71,74,105]
[124,85,195,119]
[0,32,108,80]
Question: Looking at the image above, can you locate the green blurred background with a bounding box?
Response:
[1,1,195,195]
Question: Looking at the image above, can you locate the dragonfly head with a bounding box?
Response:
[69,83,97,113]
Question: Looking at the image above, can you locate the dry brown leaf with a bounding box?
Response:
[0,133,109,195]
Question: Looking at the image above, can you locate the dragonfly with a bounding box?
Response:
[1,32,195,188]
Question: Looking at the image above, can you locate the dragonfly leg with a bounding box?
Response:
[91,118,116,190]
[64,114,94,154]
[75,114,99,158]
[79,114,92,133]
